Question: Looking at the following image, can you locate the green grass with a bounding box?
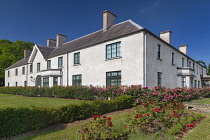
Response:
[0,93,87,109]
[183,113,210,140]
[189,97,210,104]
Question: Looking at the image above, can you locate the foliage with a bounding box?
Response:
[79,115,122,140]
[0,95,134,138]
[0,39,34,83]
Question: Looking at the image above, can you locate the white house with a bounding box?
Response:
[5,10,207,88]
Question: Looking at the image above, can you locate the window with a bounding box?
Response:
[190,77,193,87]
[47,60,51,70]
[15,82,18,87]
[172,52,174,64]
[106,71,121,87]
[24,81,27,87]
[58,57,63,67]
[181,77,186,87]
[157,44,161,59]
[106,42,121,59]
[8,71,10,77]
[182,58,184,67]
[30,64,33,73]
[53,77,58,86]
[43,77,49,87]
[72,74,82,85]
[194,80,197,88]
[37,63,40,72]
[15,68,18,76]
[157,72,162,86]
[74,52,80,64]
[22,67,25,75]
[198,81,200,88]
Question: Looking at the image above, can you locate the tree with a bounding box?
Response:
[0,39,34,86]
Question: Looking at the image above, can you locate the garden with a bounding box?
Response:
[0,85,210,139]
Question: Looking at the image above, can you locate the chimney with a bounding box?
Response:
[179,45,188,55]
[24,50,31,59]
[46,38,56,47]
[102,10,117,30]
[160,30,172,44]
[56,34,66,47]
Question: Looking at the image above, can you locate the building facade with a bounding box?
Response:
[5,10,207,88]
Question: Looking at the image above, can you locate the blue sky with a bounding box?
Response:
[0,0,210,63]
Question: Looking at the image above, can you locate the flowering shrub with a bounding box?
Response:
[79,115,122,140]
[125,99,203,135]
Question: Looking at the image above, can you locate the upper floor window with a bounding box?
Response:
[106,71,121,87]
[157,72,162,86]
[37,63,40,72]
[72,74,82,85]
[8,71,10,77]
[106,42,121,59]
[182,58,184,67]
[47,60,51,70]
[189,61,191,68]
[58,57,63,67]
[30,64,33,73]
[74,52,80,65]
[22,67,25,75]
[172,52,174,64]
[15,68,18,76]
[157,44,161,59]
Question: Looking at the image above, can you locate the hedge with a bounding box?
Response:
[0,95,134,138]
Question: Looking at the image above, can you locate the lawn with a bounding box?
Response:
[189,97,210,104]
[0,93,87,109]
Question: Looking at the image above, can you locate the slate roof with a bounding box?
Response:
[5,54,31,70]
[5,20,144,70]
[36,45,55,58]
[48,20,144,58]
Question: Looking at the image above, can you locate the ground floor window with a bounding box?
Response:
[157,72,162,86]
[24,81,27,87]
[72,74,82,85]
[43,77,49,87]
[53,77,58,86]
[190,77,193,87]
[181,77,186,87]
[106,71,121,87]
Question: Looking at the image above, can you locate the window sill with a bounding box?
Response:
[105,56,122,61]
[157,58,162,61]
[74,64,81,66]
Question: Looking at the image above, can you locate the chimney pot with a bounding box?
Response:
[179,45,188,55]
[102,10,117,30]
[56,34,66,47]
[160,30,172,44]
[46,38,56,47]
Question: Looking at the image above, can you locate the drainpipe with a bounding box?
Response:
[67,52,69,86]
[143,30,148,87]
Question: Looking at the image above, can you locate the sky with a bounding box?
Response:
[0,0,210,63]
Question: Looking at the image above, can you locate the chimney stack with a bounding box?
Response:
[24,50,31,59]
[56,34,66,47]
[102,10,117,30]
[160,30,172,44]
[179,45,188,55]
[46,38,56,47]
